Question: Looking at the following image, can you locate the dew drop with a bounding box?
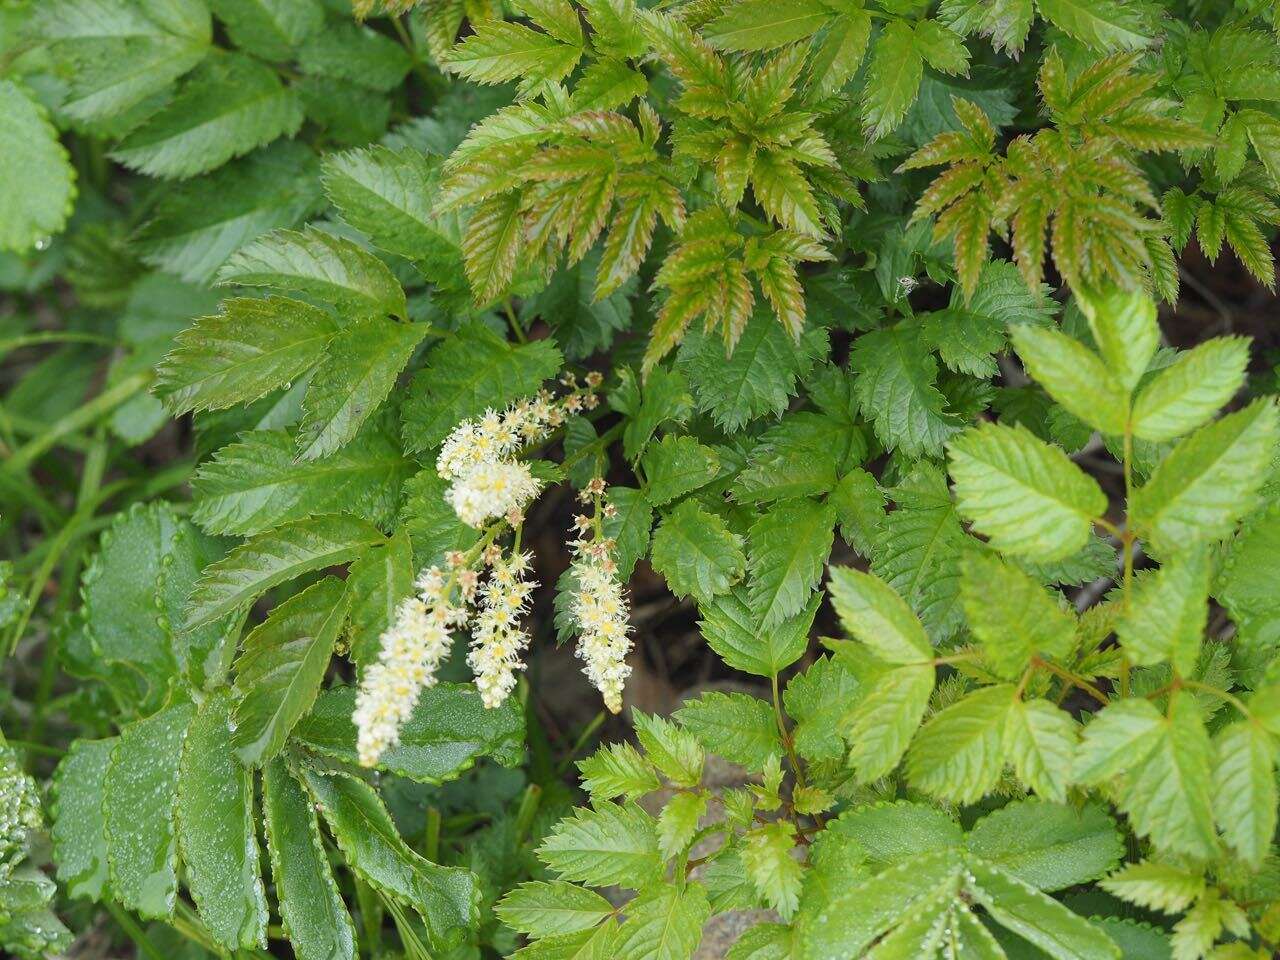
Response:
[34,237,50,251]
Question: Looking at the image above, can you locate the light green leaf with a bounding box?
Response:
[809,11,871,96]
[657,791,707,860]
[1073,698,1166,786]
[907,684,1014,803]
[961,551,1075,678]
[156,295,337,415]
[1009,325,1128,436]
[846,663,934,781]
[1115,549,1209,674]
[537,802,662,890]
[1077,287,1159,393]
[177,691,268,949]
[294,684,524,782]
[52,738,115,901]
[862,21,923,140]
[111,54,302,179]
[1099,860,1204,913]
[827,566,932,663]
[742,821,803,919]
[1035,0,1149,51]
[301,766,478,947]
[296,316,427,460]
[230,576,350,765]
[445,19,582,86]
[650,500,746,605]
[401,324,562,453]
[948,422,1106,561]
[784,656,860,762]
[218,225,407,319]
[262,759,356,960]
[1003,699,1078,804]
[578,743,661,802]
[185,514,384,627]
[699,587,818,678]
[497,881,615,938]
[1211,720,1277,867]
[1130,399,1279,553]
[675,691,781,771]
[747,498,834,629]
[704,0,833,51]
[210,0,324,61]
[614,883,710,960]
[966,801,1120,891]
[462,191,524,306]
[105,702,195,919]
[634,711,705,787]
[0,80,76,253]
[1130,337,1250,442]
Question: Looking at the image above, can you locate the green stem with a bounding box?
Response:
[1119,424,1135,697]
[0,331,113,353]
[1033,656,1110,706]
[504,299,527,343]
[4,370,152,475]
[104,902,167,960]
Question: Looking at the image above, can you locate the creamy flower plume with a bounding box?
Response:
[467,551,535,708]
[353,567,465,767]
[446,459,542,528]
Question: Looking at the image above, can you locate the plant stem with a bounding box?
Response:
[1032,656,1110,706]
[504,299,527,343]
[104,902,167,960]
[1119,422,1135,697]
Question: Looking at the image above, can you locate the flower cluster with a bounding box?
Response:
[567,479,632,713]
[353,566,468,767]
[467,549,536,708]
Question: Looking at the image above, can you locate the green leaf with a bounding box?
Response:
[230,576,350,765]
[105,702,195,919]
[1211,721,1277,867]
[192,422,410,536]
[156,295,337,415]
[322,145,463,266]
[649,500,745,605]
[676,316,826,431]
[0,80,76,253]
[262,759,356,960]
[746,499,834,629]
[967,801,1121,892]
[185,514,384,627]
[177,691,268,949]
[1130,337,1250,442]
[1077,288,1159,394]
[869,463,967,642]
[1035,0,1149,51]
[446,19,582,86]
[1003,699,1078,803]
[784,656,860,762]
[210,0,324,62]
[218,226,407,319]
[862,21,923,140]
[743,821,803,919]
[675,691,782,771]
[296,316,428,460]
[699,586,818,677]
[642,435,721,507]
[1130,399,1279,553]
[294,684,524,781]
[134,141,323,284]
[634,711,705,787]
[851,325,963,458]
[578,743,660,801]
[602,486,653,580]
[1009,325,1128,436]
[346,530,415,668]
[1073,698,1166,785]
[462,191,524,306]
[401,324,562,453]
[657,791,707,860]
[613,883,710,960]
[948,422,1106,561]
[704,0,832,51]
[1100,860,1204,913]
[960,551,1075,678]
[827,567,932,663]
[733,412,857,502]
[907,684,1014,803]
[111,54,302,179]
[966,860,1121,960]
[809,11,871,96]
[537,801,662,889]
[846,663,934,781]
[301,766,478,948]
[52,738,115,901]
[497,881,615,938]
[1118,692,1218,859]
[1115,549,1209,674]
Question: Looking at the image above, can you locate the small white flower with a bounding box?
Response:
[467,551,536,708]
[569,545,632,714]
[446,459,543,528]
